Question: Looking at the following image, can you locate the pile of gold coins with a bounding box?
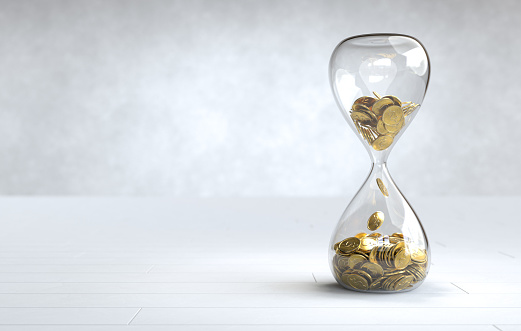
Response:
[332,210,428,292]
[350,92,419,151]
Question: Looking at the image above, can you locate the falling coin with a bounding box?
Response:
[367,211,384,231]
[376,178,389,197]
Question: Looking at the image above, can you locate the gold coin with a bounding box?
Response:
[394,275,414,291]
[409,246,427,263]
[361,261,384,278]
[391,233,404,238]
[340,271,350,285]
[338,237,361,254]
[394,249,412,270]
[352,109,377,125]
[364,110,378,124]
[372,135,393,151]
[354,96,376,108]
[359,236,378,251]
[388,275,407,290]
[333,254,340,264]
[350,111,372,123]
[367,211,384,231]
[373,245,384,265]
[337,256,350,270]
[370,277,385,290]
[392,242,405,254]
[376,178,389,197]
[347,274,369,290]
[376,246,386,266]
[403,103,419,116]
[347,254,367,269]
[350,269,373,283]
[359,127,372,144]
[383,250,393,269]
[383,95,402,106]
[406,264,427,282]
[369,247,379,264]
[384,117,404,133]
[353,104,370,112]
[389,236,404,244]
[334,264,342,277]
[372,98,393,116]
[382,105,404,125]
[414,260,428,267]
[384,269,404,277]
[354,232,367,239]
[367,232,382,238]
[376,120,390,135]
[381,275,398,290]
[372,91,383,99]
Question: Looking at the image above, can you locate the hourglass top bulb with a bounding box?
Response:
[329,33,430,155]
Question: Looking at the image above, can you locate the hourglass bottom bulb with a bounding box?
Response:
[332,232,428,292]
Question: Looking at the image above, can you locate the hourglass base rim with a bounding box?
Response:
[333,276,427,294]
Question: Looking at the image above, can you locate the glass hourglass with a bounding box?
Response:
[328,34,430,292]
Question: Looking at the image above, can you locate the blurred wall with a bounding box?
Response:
[0,0,519,196]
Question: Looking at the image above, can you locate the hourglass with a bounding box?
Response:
[328,34,430,292]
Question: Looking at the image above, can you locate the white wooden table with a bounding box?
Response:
[0,197,519,330]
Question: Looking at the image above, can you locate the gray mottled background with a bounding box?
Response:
[0,0,519,196]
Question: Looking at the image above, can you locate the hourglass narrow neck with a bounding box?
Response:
[369,160,390,177]
[365,141,392,166]
[369,151,390,168]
